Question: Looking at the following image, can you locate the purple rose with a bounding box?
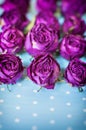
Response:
[1,8,29,31]
[27,54,60,89]
[25,23,59,57]
[0,26,25,54]
[63,15,86,35]
[2,0,30,14]
[64,58,86,87]
[60,34,86,60]
[1,1,16,12]
[61,0,86,16]
[35,11,60,33]
[36,0,57,13]
[0,54,24,84]
[11,0,30,14]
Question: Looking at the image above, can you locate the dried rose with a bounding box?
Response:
[25,23,59,57]
[35,11,60,30]
[27,54,60,89]
[61,0,86,16]
[63,15,86,35]
[64,58,86,87]
[0,26,24,54]
[2,0,30,14]
[60,34,86,60]
[0,54,24,84]
[1,8,29,31]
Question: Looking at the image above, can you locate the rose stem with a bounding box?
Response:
[7,85,12,92]
[78,87,83,92]
[37,87,42,92]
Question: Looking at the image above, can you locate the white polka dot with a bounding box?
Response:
[82,97,86,101]
[14,118,20,123]
[50,108,55,112]
[16,94,21,98]
[50,96,55,100]
[0,124,2,128]
[67,114,72,118]
[33,89,37,93]
[84,120,86,125]
[67,127,72,130]
[66,102,71,106]
[0,111,3,115]
[66,91,70,94]
[33,101,38,105]
[32,126,37,130]
[32,113,38,117]
[16,106,21,110]
[0,87,5,91]
[0,99,4,103]
[17,83,22,87]
[50,120,55,124]
[83,109,86,112]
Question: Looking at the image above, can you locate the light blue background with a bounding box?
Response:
[0,0,86,130]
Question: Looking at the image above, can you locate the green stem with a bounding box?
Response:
[7,85,11,92]
[37,87,42,92]
[78,87,83,92]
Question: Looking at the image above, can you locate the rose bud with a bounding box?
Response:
[0,26,25,54]
[11,0,30,14]
[64,58,86,87]
[61,0,86,16]
[35,11,60,37]
[1,8,29,31]
[36,0,57,13]
[1,1,17,12]
[2,0,30,14]
[27,54,60,89]
[25,23,59,57]
[35,11,60,29]
[60,34,86,60]
[63,15,86,35]
[0,54,24,84]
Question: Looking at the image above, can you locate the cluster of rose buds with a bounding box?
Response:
[61,0,86,16]
[60,0,86,89]
[0,0,30,84]
[0,0,86,91]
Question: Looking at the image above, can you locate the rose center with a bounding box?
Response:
[71,63,84,78]
[8,33,15,40]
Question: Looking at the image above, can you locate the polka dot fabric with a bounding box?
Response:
[0,53,86,130]
[0,0,86,130]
